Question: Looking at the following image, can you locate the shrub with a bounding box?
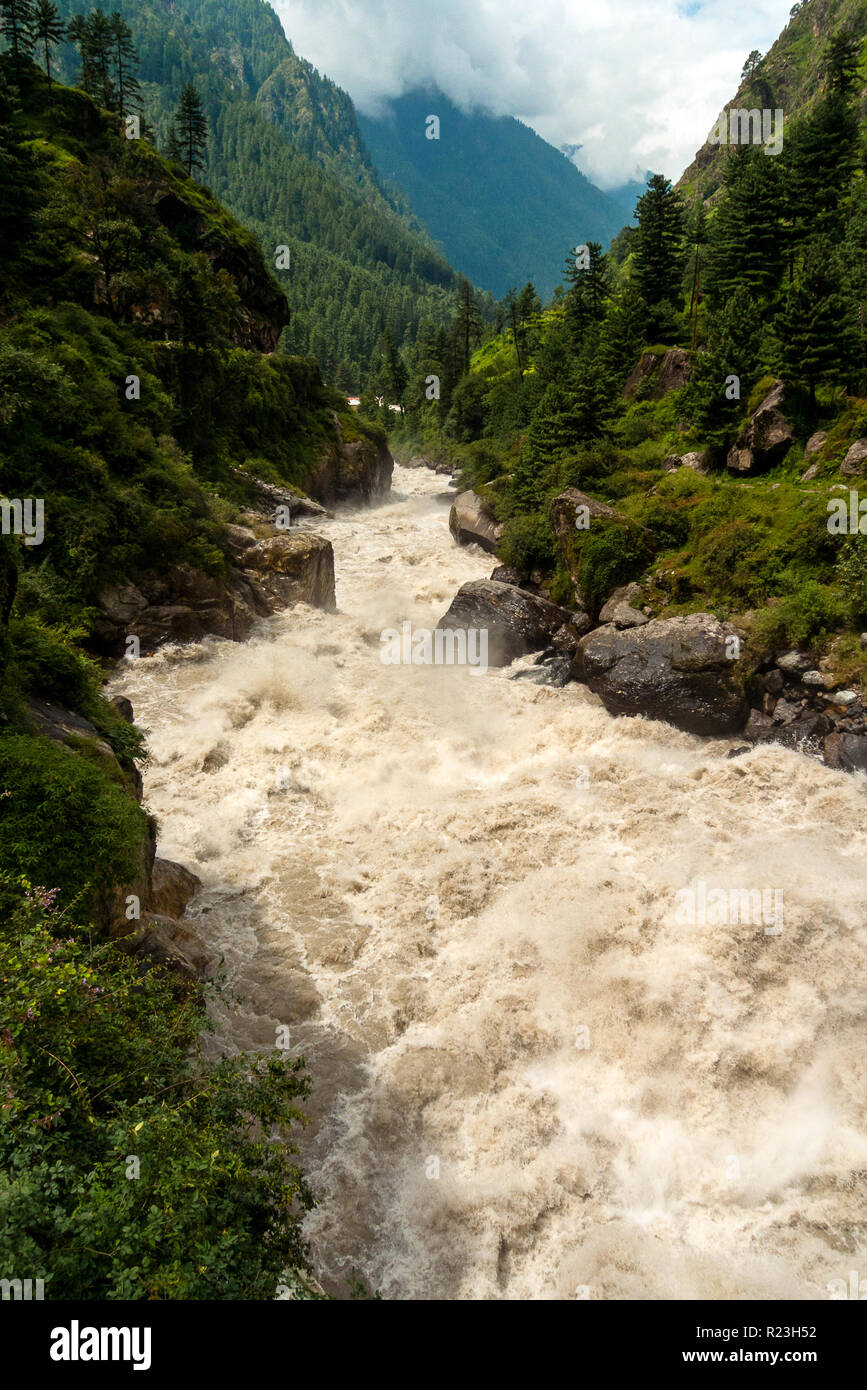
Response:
[0,733,148,910]
[0,874,318,1300]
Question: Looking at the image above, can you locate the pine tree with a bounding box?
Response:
[774,239,855,409]
[684,287,763,450]
[599,285,648,386]
[452,277,483,377]
[685,199,707,349]
[704,147,784,309]
[633,173,685,333]
[108,11,141,120]
[32,0,62,86]
[563,241,608,351]
[170,83,208,177]
[0,0,35,72]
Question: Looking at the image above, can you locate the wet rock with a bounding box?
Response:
[753,712,833,756]
[823,730,867,774]
[110,695,135,723]
[726,380,793,475]
[763,669,784,695]
[777,650,812,674]
[113,912,210,981]
[490,565,524,586]
[94,535,335,655]
[572,613,754,735]
[448,490,503,554]
[437,579,589,666]
[230,471,330,521]
[841,439,867,477]
[149,857,202,919]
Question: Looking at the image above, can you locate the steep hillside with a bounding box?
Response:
[358,89,628,300]
[678,0,867,200]
[50,0,462,385]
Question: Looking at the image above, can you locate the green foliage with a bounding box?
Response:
[576,525,648,610]
[499,512,557,574]
[0,733,148,909]
[0,874,318,1299]
[752,580,846,651]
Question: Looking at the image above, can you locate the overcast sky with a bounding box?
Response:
[272,0,793,188]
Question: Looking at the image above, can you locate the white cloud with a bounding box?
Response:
[272,0,793,187]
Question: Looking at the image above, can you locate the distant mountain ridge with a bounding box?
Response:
[358,89,628,300]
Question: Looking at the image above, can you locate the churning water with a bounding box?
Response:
[113,464,867,1300]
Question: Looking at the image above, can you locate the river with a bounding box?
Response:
[112,462,867,1300]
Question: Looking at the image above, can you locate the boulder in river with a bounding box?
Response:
[572,613,755,735]
[437,579,590,666]
[448,490,503,554]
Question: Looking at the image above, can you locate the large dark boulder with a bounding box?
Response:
[437,579,589,666]
[572,613,755,734]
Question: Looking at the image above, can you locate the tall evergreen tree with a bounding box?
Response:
[32,0,62,86]
[704,147,784,308]
[169,83,208,177]
[0,0,35,72]
[452,277,483,377]
[684,286,763,450]
[774,239,855,408]
[633,173,685,334]
[563,241,608,350]
[108,11,140,120]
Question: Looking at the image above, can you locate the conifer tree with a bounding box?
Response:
[170,82,208,177]
[774,239,855,408]
[599,284,648,386]
[0,0,35,73]
[633,174,685,334]
[108,11,140,120]
[452,277,483,377]
[563,241,608,351]
[704,147,784,308]
[32,0,61,86]
[684,286,763,450]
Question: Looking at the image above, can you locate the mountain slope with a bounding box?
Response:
[358,89,628,300]
[51,0,463,385]
[678,0,867,200]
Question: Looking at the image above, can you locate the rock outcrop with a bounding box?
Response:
[437,579,589,666]
[549,489,652,615]
[623,348,691,400]
[448,490,504,554]
[573,613,754,735]
[306,415,393,505]
[726,380,793,474]
[94,531,335,656]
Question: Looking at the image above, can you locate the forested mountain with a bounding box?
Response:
[48,0,464,387]
[679,0,867,200]
[358,90,627,300]
[387,10,867,701]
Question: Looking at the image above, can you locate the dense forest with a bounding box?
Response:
[45,0,474,387]
[384,14,867,680]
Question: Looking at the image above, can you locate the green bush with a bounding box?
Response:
[752,580,845,652]
[577,525,649,609]
[0,874,318,1300]
[499,511,558,574]
[0,733,148,910]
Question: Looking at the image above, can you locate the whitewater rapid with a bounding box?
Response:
[112,464,867,1300]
